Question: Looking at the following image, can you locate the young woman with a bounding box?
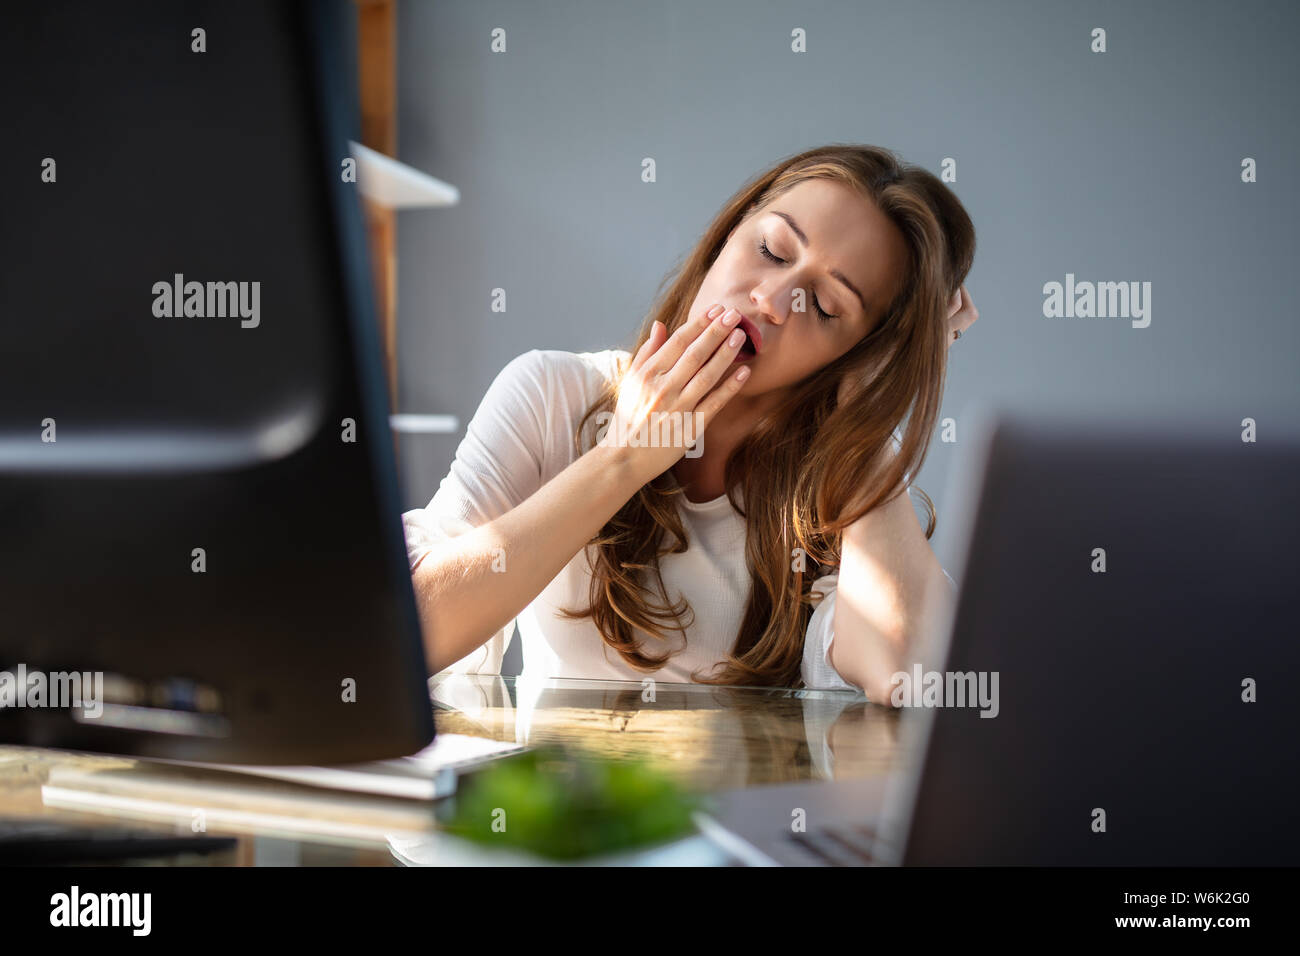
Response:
[403,144,978,701]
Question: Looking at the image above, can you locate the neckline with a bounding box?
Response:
[681,492,731,510]
[666,473,739,512]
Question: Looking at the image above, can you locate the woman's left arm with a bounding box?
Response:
[829,285,978,702]
[829,484,952,702]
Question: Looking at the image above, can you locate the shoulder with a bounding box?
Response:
[543,347,630,387]
[502,347,629,400]
[487,349,631,467]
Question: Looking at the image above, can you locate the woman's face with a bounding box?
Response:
[687,178,909,398]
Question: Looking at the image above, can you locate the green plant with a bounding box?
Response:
[436,745,704,860]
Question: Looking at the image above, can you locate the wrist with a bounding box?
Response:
[585,441,651,497]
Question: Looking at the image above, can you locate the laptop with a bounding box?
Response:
[696,403,1300,866]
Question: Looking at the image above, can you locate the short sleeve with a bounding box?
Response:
[801,571,859,692]
[801,565,956,694]
[401,350,553,675]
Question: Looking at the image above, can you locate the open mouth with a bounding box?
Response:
[737,335,757,359]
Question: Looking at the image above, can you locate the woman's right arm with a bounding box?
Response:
[412,301,752,674]
[411,442,644,673]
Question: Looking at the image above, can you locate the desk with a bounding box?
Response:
[0,674,904,866]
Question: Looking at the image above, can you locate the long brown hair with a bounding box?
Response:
[557,144,976,687]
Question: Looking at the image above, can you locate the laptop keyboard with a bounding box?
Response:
[785,823,888,866]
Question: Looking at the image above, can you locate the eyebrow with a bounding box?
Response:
[769,210,870,317]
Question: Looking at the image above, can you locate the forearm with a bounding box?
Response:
[829,488,952,703]
[412,444,646,673]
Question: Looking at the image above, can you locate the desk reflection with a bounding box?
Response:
[430,673,905,790]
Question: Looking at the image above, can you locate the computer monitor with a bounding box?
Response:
[0,0,435,764]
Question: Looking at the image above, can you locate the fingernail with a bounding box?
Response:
[707,304,725,319]
[728,329,745,347]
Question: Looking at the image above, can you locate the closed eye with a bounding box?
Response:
[757,239,838,321]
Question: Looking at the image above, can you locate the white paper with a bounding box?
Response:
[152,734,527,801]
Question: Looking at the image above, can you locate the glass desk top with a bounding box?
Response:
[0,673,908,865]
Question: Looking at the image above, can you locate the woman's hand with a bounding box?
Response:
[837,284,978,407]
[598,303,752,485]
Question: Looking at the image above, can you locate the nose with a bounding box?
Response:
[749,286,788,326]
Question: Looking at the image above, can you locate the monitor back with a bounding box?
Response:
[0,0,435,764]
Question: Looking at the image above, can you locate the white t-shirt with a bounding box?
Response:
[400,348,950,691]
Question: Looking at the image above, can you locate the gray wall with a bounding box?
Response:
[394,0,1299,674]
